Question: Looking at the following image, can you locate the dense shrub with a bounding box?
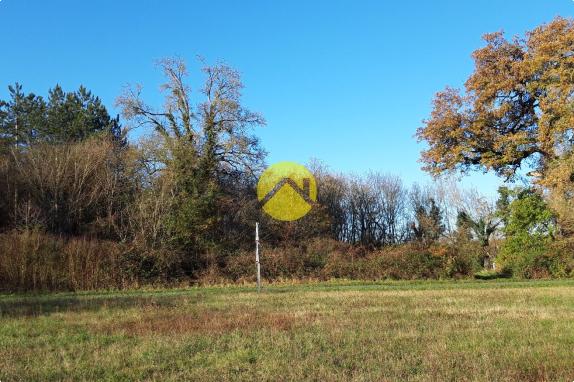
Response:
[522,238,574,279]
[497,189,557,278]
[441,240,483,278]
[547,238,574,277]
[363,243,480,280]
[496,236,574,279]
[497,232,550,278]
[0,230,185,291]
[207,239,480,283]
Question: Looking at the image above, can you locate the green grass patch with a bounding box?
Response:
[1,279,574,381]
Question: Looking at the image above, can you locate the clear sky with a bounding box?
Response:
[1,0,573,197]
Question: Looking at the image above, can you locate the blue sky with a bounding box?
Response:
[1,0,573,197]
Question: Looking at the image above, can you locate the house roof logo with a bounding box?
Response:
[257,161,317,221]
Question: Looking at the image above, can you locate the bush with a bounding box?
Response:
[0,230,185,291]
[496,235,574,279]
[364,245,448,280]
[443,237,485,278]
[496,188,558,278]
[540,238,574,278]
[498,232,550,278]
[215,240,479,283]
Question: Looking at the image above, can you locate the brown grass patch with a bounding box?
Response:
[95,309,320,336]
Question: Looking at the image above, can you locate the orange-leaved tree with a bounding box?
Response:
[417,17,574,180]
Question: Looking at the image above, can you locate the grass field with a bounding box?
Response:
[1,279,574,381]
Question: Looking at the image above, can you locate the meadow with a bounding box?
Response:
[1,279,574,381]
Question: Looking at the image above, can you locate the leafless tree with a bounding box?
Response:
[377,174,407,244]
[116,57,266,178]
[10,137,127,235]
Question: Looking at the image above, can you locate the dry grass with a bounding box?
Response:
[95,309,318,336]
[1,279,574,381]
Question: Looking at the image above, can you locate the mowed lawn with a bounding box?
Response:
[1,280,574,381]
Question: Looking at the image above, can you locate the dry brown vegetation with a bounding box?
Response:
[96,309,317,336]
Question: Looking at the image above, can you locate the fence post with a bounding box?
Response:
[255,222,261,293]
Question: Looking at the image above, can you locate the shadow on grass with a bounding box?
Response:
[0,294,193,318]
[2,278,572,318]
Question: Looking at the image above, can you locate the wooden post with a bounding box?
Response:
[255,222,261,293]
[14,118,18,221]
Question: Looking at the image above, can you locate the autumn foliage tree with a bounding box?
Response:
[417,17,574,180]
[417,16,574,252]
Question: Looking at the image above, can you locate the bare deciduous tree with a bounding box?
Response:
[10,137,127,235]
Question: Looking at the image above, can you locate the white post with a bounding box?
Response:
[14,118,18,221]
[255,222,261,293]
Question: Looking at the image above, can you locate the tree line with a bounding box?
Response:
[1,17,574,291]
